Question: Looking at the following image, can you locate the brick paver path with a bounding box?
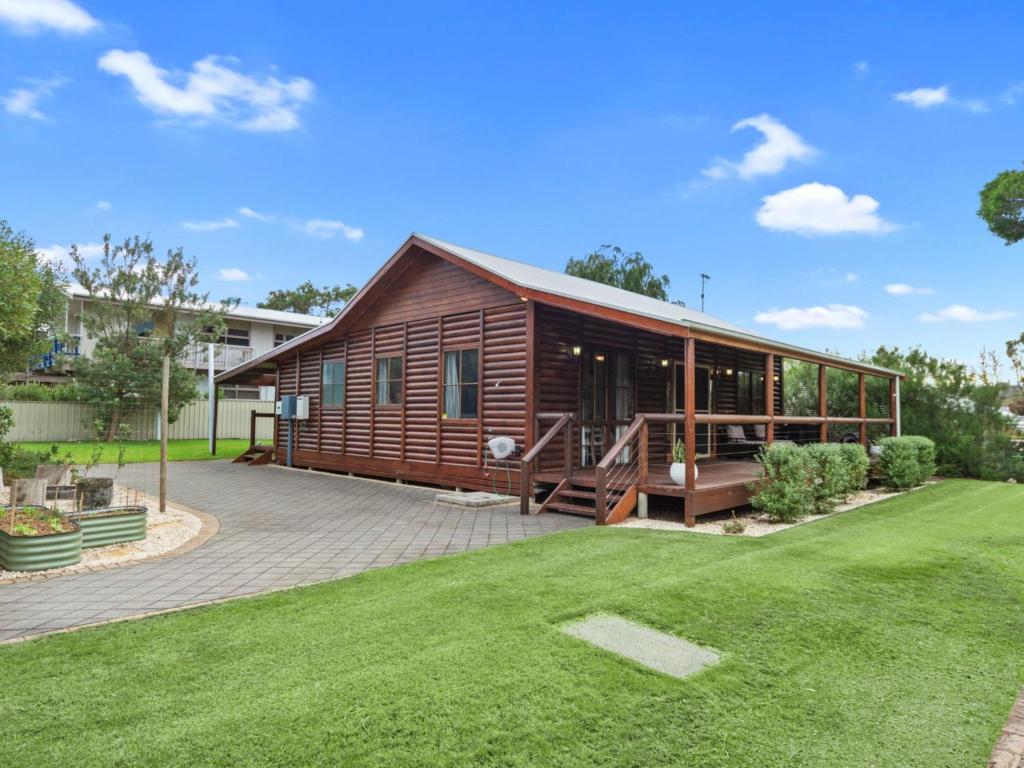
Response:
[0,462,586,642]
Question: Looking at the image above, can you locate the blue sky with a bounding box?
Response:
[2,1,1022,365]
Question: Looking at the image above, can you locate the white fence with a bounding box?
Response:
[3,400,276,442]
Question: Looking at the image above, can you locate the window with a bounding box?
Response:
[323,361,346,407]
[737,370,766,415]
[376,356,403,405]
[274,332,296,347]
[221,327,250,347]
[443,349,479,419]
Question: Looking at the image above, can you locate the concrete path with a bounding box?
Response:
[0,461,586,642]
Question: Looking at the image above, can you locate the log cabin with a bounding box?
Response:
[214,234,902,526]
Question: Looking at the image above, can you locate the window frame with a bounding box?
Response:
[441,346,480,421]
[321,360,346,409]
[374,354,404,407]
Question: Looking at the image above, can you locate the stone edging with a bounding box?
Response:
[0,495,220,587]
[990,689,1024,768]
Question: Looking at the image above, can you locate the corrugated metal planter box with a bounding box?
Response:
[0,524,82,572]
[71,506,147,549]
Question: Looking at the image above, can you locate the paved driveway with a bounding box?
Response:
[0,462,586,642]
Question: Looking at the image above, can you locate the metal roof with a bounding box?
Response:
[217,233,903,382]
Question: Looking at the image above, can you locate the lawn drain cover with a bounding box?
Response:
[433,491,517,508]
[561,615,719,680]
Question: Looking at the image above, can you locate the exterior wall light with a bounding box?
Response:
[595,354,605,362]
[660,359,670,367]
[571,345,582,357]
[725,368,734,376]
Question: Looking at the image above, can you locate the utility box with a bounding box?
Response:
[279,395,297,419]
[295,395,310,420]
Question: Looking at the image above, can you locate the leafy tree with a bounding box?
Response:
[71,234,236,439]
[1006,332,1024,415]
[0,220,67,380]
[565,246,672,301]
[867,346,1021,480]
[258,280,357,317]
[978,167,1024,245]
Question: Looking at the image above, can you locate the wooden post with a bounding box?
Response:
[563,416,573,480]
[211,382,219,456]
[684,338,696,492]
[818,364,828,443]
[858,373,867,446]
[764,353,775,444]
[160,353,169,514]
[639,418,649,485]
[595,464,607,524]
[249,409,258,449]
[889,377,898,437]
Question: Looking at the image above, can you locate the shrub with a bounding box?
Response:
[0,383,80,401]
[803,443,848,515]
[749,443,815,523]
[904,435,937,482]
[837,443,870,496]
[722,514,746,535]
[877,436,923,490]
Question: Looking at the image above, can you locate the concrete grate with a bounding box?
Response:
[562,614,719,680]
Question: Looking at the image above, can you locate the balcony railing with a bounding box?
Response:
[31,336,80,370]
[178,342,254,370]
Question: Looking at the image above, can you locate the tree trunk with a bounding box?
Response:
[105,407,122,442]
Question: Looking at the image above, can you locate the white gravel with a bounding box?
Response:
[0,484,203,582]
[619,484,934,537]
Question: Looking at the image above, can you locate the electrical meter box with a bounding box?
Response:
[295,395,310,420]
[279,395,297,419]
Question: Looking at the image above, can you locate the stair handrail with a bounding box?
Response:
[594,414,647,524]
[520,412,575,516]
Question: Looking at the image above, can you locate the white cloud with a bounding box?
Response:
[238,206,275,222]
[885,283,934,296]
[97,50,314,132]
[2,77,66,120]
[302,219,365,241]
[0,0,98,34]
[95,200,111,211]
[702,114,816,181]
[756,182,896,236]
[853,60,870,78]
[1002,83,1024,106]
[217,267,251,282]
[37,241,104,266]
[893,85,949,109]
[181,217,239,231]
[754,304,868,331]
[918,304,1014,323]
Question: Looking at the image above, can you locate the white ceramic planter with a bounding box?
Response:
[669,462,698,485]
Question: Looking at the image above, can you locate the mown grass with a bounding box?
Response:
[1,480,1021,767]
[13,439,252,464]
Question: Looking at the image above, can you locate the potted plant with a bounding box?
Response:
[0,502,82,571]
[669,439,699,485]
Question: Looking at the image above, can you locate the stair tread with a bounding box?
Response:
[543,500,598,516]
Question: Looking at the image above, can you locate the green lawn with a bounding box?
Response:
[1,480,1021,767]
[14,438,253,463]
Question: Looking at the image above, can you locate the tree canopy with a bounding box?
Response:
[258,281,357,317]
[71,234,236,438]
[978,167,1024,245]
[565,246,673,301]
[0,220,67,380]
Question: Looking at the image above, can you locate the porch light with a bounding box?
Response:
[725,368,734,376]
[571,345,582,357]
[773,374,780,382]
[660,359,670,367]
[595,354,605,363]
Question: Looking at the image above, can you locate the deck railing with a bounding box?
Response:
[519,412,575,515]
[594,416,644,524]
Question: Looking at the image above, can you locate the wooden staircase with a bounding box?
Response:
[538,478,625,518]
[233,444,274,465]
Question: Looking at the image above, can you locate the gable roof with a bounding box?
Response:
[217,233,902,383]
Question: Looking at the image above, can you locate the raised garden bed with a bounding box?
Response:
[0,506,82,571]
[71,505,148,548]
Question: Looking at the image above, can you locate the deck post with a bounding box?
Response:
[520,458,531,516]
[684,338,696,492]
[890,377,900,437]
[858,372,867,447]
[639,418,649,485]
[818,364,828,443]
[637,492,648,519]
[595,465,608,524]
[249,408,257,449]
[764,353,775,444]
[563,416,573,481]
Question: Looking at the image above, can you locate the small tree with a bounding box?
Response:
[565,246,672,301]
[0,220,67,380]
[71,235,237,439]
[978,168,1024,245]
[258,280,356,317]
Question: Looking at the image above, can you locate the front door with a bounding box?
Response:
[580,350,635,465]
[673,363,712,455]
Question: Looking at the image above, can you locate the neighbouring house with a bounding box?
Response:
[17,286,328,400]
[214,234,903,525]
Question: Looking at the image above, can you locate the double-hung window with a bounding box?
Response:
[376,356,403,406]
[322,361,346,407]
[443,349,479,419]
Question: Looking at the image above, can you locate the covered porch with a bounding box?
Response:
[521,303,900,526]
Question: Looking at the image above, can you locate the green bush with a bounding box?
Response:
[837,443,870,495]
[803,443,848,515]
[0,383,80,401]
[877,436,925,490]
[749,443,814,523]
[904,435,937,482]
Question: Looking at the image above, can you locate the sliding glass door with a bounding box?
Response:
[580,350,635,465]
